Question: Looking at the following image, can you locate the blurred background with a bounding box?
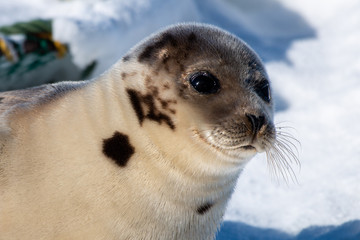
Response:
[1,0,359,239]
[0,0,315,91]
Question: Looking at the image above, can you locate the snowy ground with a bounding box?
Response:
[1,0,360,239]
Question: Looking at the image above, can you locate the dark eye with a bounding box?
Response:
[254,80,271,103]
[189,71,220,94]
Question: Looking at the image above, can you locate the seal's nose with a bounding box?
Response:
[246,114,265,134]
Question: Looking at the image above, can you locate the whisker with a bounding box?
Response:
[267,151,293,183]
[264,125,300,184]
[267,148,291,183]
[193,122,301,184]
[275,138,300,165]
[275,121,296,129]
[277,131,301,148]
[275,137,296,154]
[268,151,286,182]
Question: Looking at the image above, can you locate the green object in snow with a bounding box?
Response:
[0,19,96,91]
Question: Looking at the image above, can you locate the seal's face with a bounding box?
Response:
[124,24,275,161]
[184,65,274,160]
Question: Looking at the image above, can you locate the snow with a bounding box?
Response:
[224,0,360,236]
[1,0,360,238]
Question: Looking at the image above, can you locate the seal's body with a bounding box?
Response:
[0,24,276,239]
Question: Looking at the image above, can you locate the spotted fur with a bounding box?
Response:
[197,202,214,215]
[126,88,175,130]
[102,131,135,167]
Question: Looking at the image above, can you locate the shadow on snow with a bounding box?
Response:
[216,220,360,240]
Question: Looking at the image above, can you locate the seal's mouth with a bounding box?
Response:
[240,145,256,150]
[192,129,258,157]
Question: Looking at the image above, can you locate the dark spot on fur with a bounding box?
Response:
[197,202,213,215]
[138,33,177,62]
[160,99,176,114]
[163,83,170,90]
[0,97,3,103]
[160,100,168,109]
[148,111,174,129]
[121,72,127,80]
[127,89,145,124]
[142,94,175,130]
[102,131,135,167]
[149,86,159,97]
[123,55,131,62]
[126,88,176,130]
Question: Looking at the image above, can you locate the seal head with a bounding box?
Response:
[122,23,275,162]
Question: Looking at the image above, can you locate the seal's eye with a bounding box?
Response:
[189,72,220,94]
[254,80,271,103]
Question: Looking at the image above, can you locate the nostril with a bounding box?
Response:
[246,114,265,133]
